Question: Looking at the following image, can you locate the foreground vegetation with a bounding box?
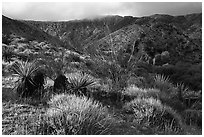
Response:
[2,58,202,135]
[2,13,202,135]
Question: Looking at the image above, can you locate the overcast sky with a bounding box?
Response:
[2,2,202,21]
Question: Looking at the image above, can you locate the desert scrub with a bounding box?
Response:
[153,74,177,97]
[2,103,46,135]
[122,85,160,100]
[152,74,186,112]
[182,109,202,128]
[44,94,116,135]
[122,97,185,134]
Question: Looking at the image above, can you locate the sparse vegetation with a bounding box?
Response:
[122,97,185,133]
[2,13,202,135]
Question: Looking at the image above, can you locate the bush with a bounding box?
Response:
[53,74,68,93]
[153,74,178,99]
[122,98,184,133]
[44,94,116,135]
[127,76,147,88]
[122,85,160,100]
[153,62,202,91]
[183,109,202,128]
[152,75,187,112]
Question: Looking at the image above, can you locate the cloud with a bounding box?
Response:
[2,2,202,21]
[121,2,202,16]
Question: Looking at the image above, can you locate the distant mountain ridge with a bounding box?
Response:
[2,13,202,64]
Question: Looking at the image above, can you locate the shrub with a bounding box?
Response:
[153,74,178,99]
[153,62,202,91]
[127,76,147,88]
[122,97,184,133]
[44,94,115,135]
[122,85,160,100]
[152,77,187,112]
[33,71,45,90]
[69,53,81,62]
[183,109,202,128]
[2,47,15,62]
[53,74,68,93]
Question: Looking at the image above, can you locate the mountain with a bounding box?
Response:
[2,13,202,91]
[2,13,202,65]
[22,15,132,51]
[2,15,64,47]
[19,13,201,65]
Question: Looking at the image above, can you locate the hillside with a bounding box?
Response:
[2,15,64,47]
[22,13,202,64]
[2,13,202,135]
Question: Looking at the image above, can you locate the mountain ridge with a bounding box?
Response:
[2,13,202,65]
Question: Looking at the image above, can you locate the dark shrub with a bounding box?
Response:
[33,71,45,90]
[53,74,68,93]
[153,62,202,91]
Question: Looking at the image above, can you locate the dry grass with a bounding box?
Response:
[122,97,185,133]
[45,94,116,135]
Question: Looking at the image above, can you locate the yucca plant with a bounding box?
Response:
[12,60,42,98]
[66,72,98,96]
[154,74,171,89]
[153,74,177,98]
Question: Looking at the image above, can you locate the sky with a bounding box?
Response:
[2,2,202,21]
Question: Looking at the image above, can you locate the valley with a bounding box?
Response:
[2,13,202,135]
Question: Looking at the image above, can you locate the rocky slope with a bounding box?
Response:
[2,15,64,47]
[2,13,202,65]
[21,13,202,65]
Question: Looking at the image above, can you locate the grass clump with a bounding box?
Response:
[44,94,116,135]
[123,85,160,100]
[122,97,185,134]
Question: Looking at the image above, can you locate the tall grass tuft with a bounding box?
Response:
[44,94,116,135]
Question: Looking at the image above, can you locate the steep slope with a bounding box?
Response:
[21,13,202,65]
[85,13,202,64]
[2,15,64,47]
[23,15,137,51]
[3,13,201,65]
